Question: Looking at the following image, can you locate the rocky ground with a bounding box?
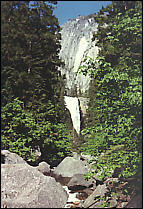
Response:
[1,150,142,208]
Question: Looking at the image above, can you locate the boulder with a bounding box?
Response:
[67,174,93,190]
[52,157,88,185]
[83,184,108,208]
[37,161,51,176]
[1,163,68,208]
[1,150,27,164]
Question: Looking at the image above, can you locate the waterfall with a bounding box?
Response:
[60,14,99,137]
[64,96,80,135]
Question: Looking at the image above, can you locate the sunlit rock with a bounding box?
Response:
[59,14,99,95]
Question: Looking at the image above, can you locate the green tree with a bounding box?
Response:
[1,1,62,108]
[1,1,72,164]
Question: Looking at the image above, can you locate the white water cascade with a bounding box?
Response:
[64,96,80,135]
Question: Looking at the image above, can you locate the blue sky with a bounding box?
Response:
[54,1,112,25]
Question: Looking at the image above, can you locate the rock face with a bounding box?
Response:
[1,163,68,208]
[1,150,27,164]
[83,184,108,208]
[59,14,99,96]
[59,14,99,132]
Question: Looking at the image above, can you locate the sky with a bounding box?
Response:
[54,1,112,25]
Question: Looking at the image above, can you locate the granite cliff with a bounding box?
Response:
[59,14,98,135]
[58,14,99,134]
[58,14,99,96]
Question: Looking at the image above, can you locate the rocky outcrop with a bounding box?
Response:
[83,184,108,208]
[63,185,81,208]
[59,14,99,96]
[1,163,68,208]
[1,150,27,164]
[2,150,141,208]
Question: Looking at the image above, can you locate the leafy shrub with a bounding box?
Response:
[1,98,37,161]
[1,98,72,163]
[78,1,142,180]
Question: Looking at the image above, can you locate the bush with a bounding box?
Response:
[1,98,72,163]
[78,2,142,180]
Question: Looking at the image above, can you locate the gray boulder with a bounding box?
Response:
[1,163,68,208]
[37,161,51,176]
[83,184,108,208]
[53,157,88,185]
[67,174,93,190]
[1,150,27,164]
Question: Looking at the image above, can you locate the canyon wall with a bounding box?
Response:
[58,14,99,134]
[58,14,99,97]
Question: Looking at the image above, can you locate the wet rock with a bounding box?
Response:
[76,191,88,200]
[63,186,81,208]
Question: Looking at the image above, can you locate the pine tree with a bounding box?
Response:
[1,1,62,111]
[1,1,72,164]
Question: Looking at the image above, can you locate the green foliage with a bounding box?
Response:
[1,98,72,163]
[78,1,142,180]
[1,1,62,106]
[1,98,36,161]
[42,123,72,164]
[1,1,72,165]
